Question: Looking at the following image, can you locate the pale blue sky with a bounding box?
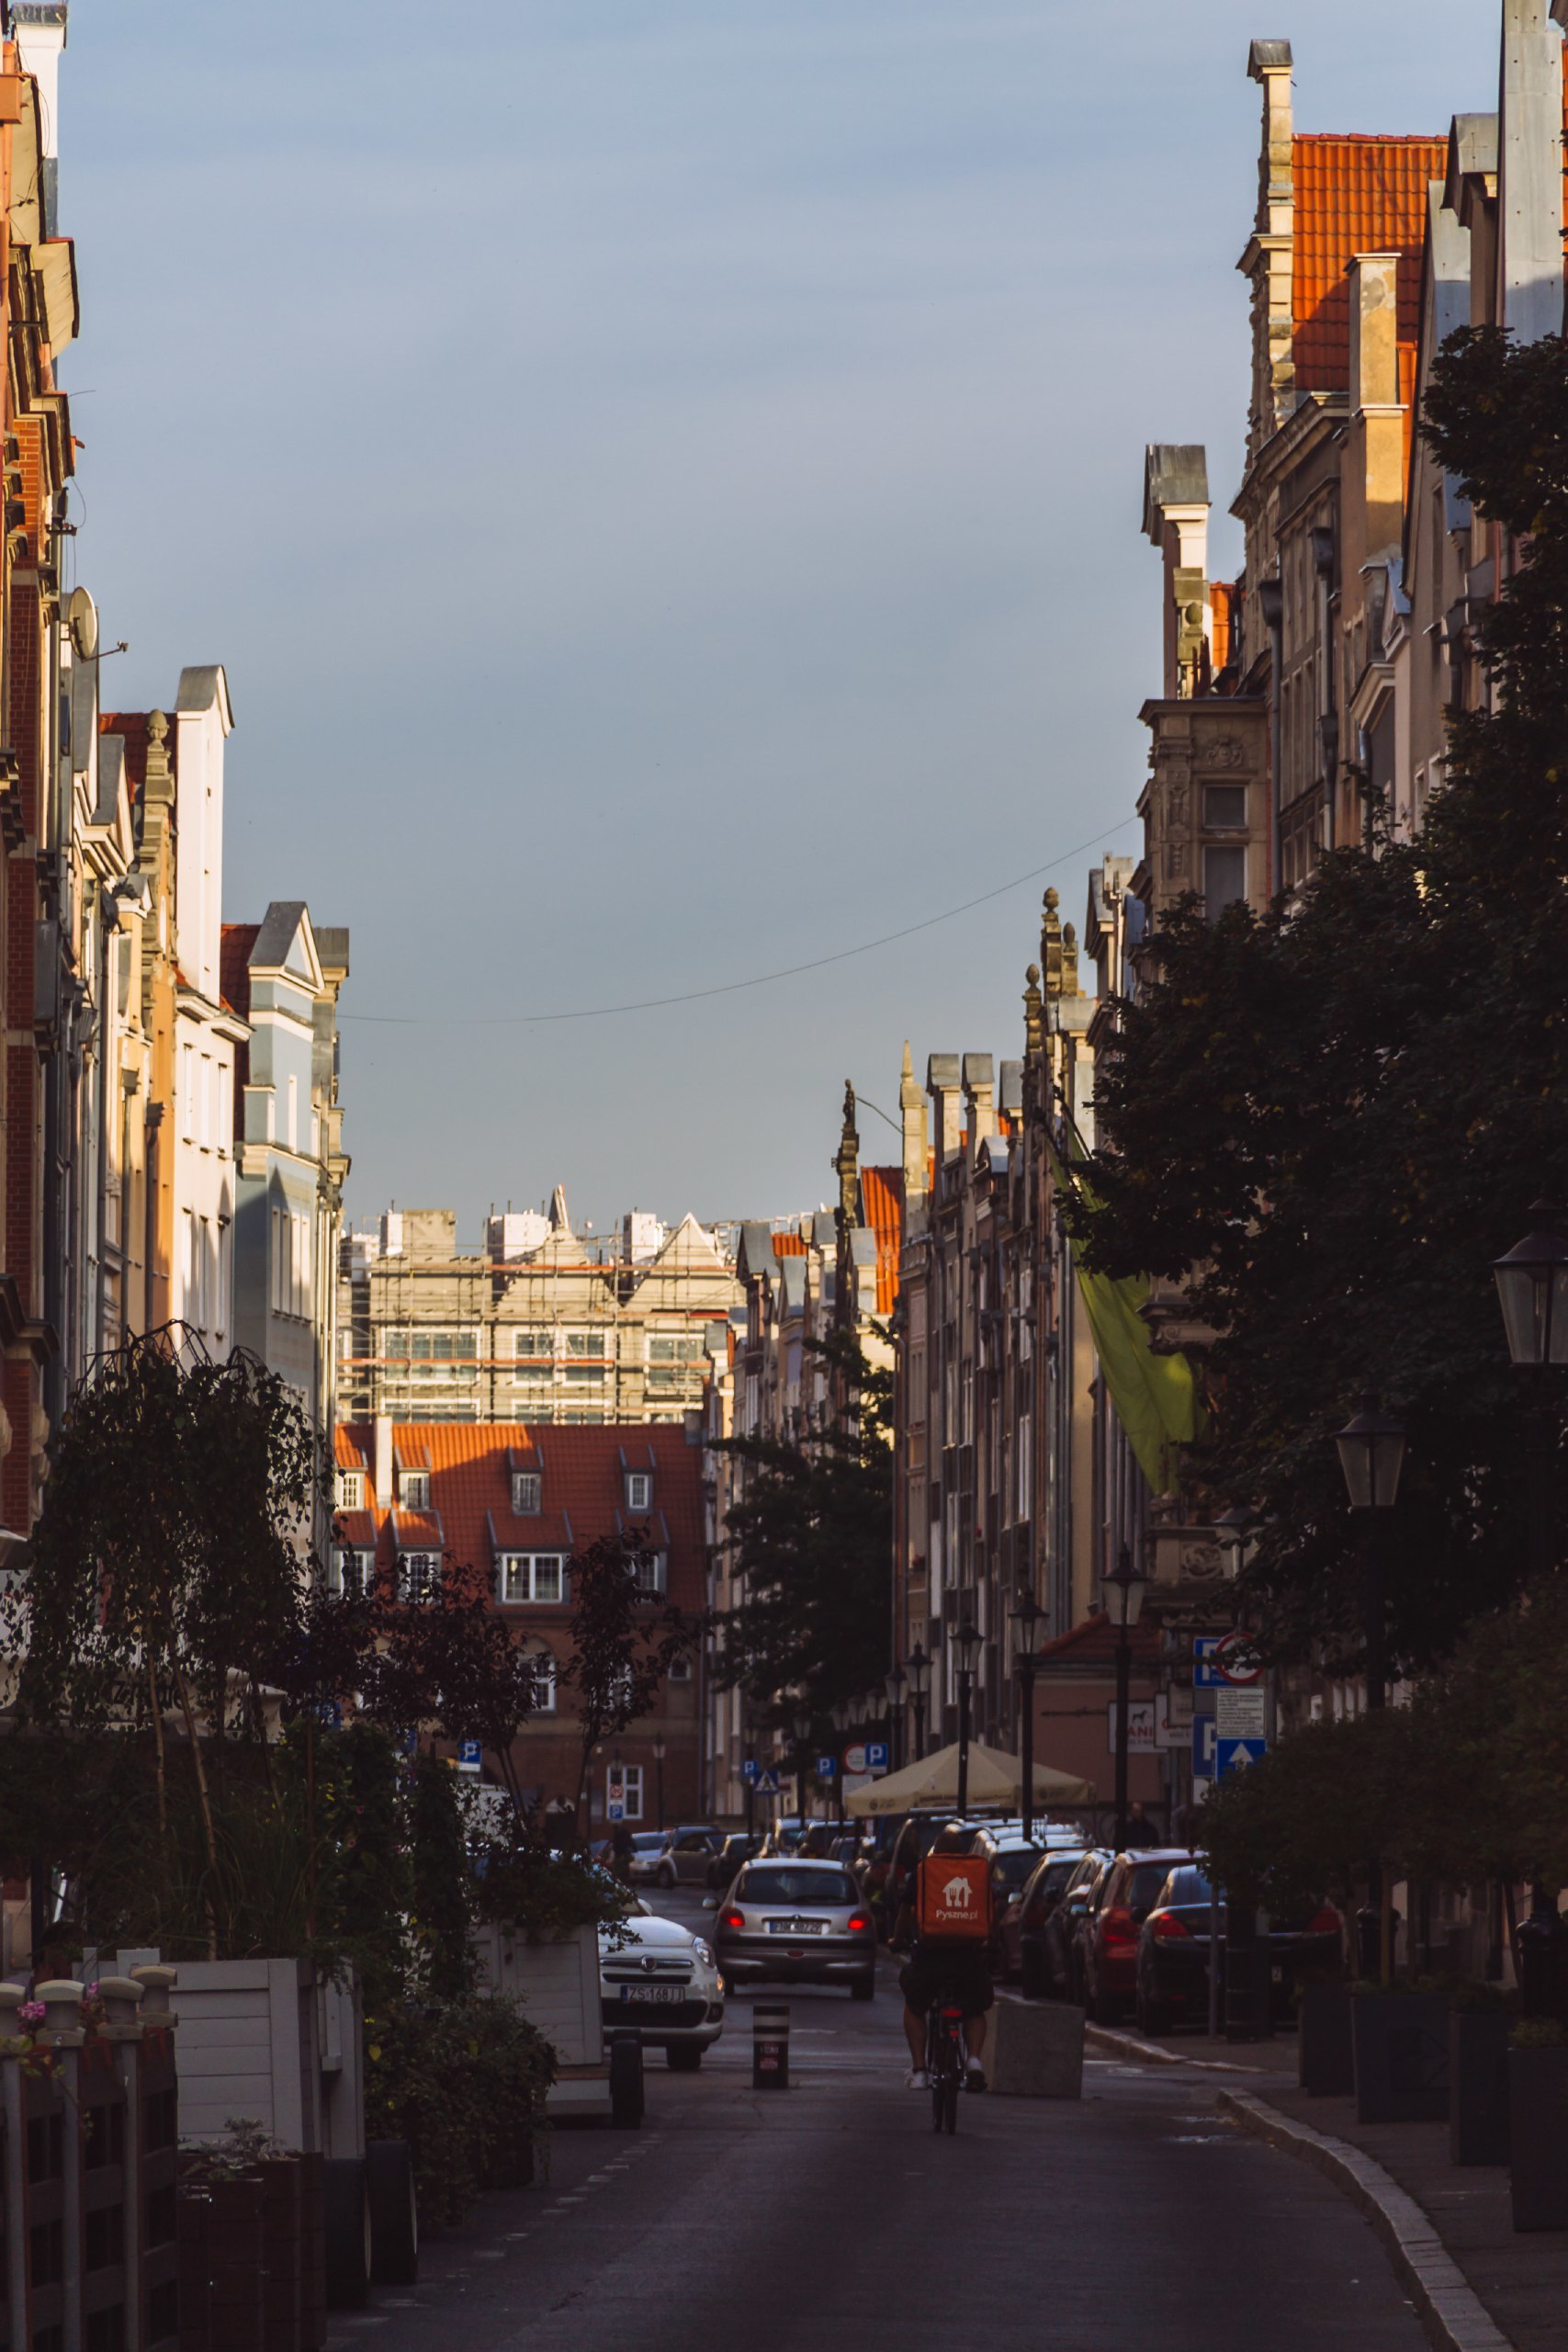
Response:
[59,2,1496,1235]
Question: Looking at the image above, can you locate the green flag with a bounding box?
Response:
[1048,1139,1202,1492]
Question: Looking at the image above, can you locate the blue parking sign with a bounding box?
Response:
[1191,1716,1217,1780]
[741,1758,761,1784]
[816,1754,836,1781]
[863,1742,889,1774]
[457,1738,482,1775]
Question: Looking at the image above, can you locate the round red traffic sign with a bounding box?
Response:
[1214,1633,1263,1686]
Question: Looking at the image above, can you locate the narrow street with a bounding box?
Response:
[337,1890,1427,2352]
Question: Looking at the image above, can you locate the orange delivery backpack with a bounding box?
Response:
[915,1850,993,1943]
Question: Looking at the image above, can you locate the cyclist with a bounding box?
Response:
[892,1822,992,2091]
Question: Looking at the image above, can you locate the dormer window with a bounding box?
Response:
[337,1470,365,1510]
[513,1470,541,1514]
[401,1470,431,1510]
[625,1471,652,1513]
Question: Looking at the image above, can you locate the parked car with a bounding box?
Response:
[1043,1848,1115,2002]
[962,1828,1043,1963]
[705,1832,764,1891]
[706,1859,877,1997]
[598,1911,726,2069]
[1081,1849,1200,2024]
[1134,1862,1344,2035]
[1000,1849,1091,1992]
[628,1826,723,1888]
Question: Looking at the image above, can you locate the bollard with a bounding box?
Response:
[752,2004,790,2090]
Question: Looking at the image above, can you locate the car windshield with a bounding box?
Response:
[741,1868,857,1906]
[1162,1866,1213,1906]
[990,1847,1041,1891]
[630,1832,666,1852]
[1128,1861,1176,1909]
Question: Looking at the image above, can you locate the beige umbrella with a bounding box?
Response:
[843,1737,1095,1817]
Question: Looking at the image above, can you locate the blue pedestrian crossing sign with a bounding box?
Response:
[1216,1736,1267,1779]
[751,1768,782,1796]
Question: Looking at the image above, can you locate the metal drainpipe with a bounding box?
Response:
[1258,575,1284,897]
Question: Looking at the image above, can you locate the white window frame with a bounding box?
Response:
[632,1550,667,1597]
[525,1647,558,1713]
[327,1546,372,1600]
[398,1551,439,1604]
[607,1762,644,1822]
[502,1552,566,1605]
[338,1470,365,1510]
[400,1470,431,1510]
[512,1471,542,1515]
[625,1471,652,1513]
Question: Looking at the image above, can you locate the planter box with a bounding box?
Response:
[1450,2011,1510,2166]
[1351,1991,1449,2125]
[989,1999,1083,2098]
[1509,2045,1568,2232]
[1298,1984,1353,2096]
[474,1923,606,2120]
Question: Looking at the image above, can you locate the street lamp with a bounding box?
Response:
[1213,1506,1256,1581]
[651,1734,666,1833]
[1010,1589,1043,1842]
[1494,1200,1568,1369]
[1101,1547,1147,1850]
[953,1619,983,1818]
[907,1644,931,1763]
[1332,1396,1406,1981]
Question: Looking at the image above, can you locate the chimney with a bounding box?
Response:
[899,1042,927,1202]
[373,1414,393,1509]
[1245,40,1297,447]
[1499,0,1564,343]
[927,1054,962,1160]
[1143,445,1211,697]
[12,6,65,238]
[1348,253,1401,411]
[962,1054,995,1150]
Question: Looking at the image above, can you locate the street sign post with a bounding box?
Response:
[457,1738,482,1775]
[1216,1736,1267,1778]
[751,1769,781,1797]
[741,1758,761,1785]
[1214,1687,1267,1743]
[1213,1632,1263,1686]
[863,1741,889,1774]
[1191,1715,1218,1781]
[1192,1637,1227,1690]
[816,1754,836,1781]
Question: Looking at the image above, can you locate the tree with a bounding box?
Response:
[17,1330,325,1949]
[353,1558,543,1817]
[708,1330,893,1724]
[556,1532,689,1838]
[1069,329,1568,1673]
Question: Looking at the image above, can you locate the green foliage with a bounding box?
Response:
[362,1994,554,2226]
[1071,330,1568,1670]
[558,1532,691,1831]
[410,1754,474,2003]
[1512,2017,1568,2048]
[709,1330,894,1720]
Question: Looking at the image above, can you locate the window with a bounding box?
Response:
[1203,784,1247,829]
[338,1470,365,1510]
[512,1471,541,1515]
[386,1328,479,1365]
[400,1470,431,1509]
[398,1552,438,1604]
[327,1548,371,1600]
[567,1330,606,1360]
[181,1044,195,1139]
[562,1364,604,1389]
[198,1056,212,1148]
[1204,845,1247,917]
[668,1651,692,1683]
[606,1763,643,1822]
[288,1073,299,1152]
[513,1329,553,1361]
[632,1551,667,1596]
[502,1554,566,1604]
[648,1333,703,1363]
[625,1472,652,1513]
[525,1646,557,1713]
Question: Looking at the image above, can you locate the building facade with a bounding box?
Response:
[333,1418,705,1826]
[338,1203,740,1428]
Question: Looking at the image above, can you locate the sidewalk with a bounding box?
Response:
[1089,2023,1568,2352]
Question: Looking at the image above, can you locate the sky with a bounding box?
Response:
[55,0,1498,1238]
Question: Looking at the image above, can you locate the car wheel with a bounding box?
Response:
[657,1865,676,1890]
[850,1975,875,2003]
[667,2042,703,2072]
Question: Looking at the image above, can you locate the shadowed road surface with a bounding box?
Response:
[333,1888,1426,2351]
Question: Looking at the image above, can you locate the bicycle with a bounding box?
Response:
[925,1996,967,2134]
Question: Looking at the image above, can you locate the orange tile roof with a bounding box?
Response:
[332,1420,705,1632]
[860,1164,904,1316]
[1292,135,1445,393]
[772,1232,807,1258]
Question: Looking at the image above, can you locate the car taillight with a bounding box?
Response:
[1306,1905,1341,1935]
[847,1913,872,1933]
[720,1910,745,1930]
[1100,1905,1137,1945]
[1150,1910,1190,1941]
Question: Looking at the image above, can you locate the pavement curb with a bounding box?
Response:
[1083,2020,1269,2074]
[1217,2088,1516,2352]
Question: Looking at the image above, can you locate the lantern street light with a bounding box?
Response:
[1101,1547,1147,1850]
[906,1644,931,1763]
[953,1620,983,1818]
[1010,1589,1043,1842]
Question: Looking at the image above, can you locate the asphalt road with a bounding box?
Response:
[333,1886,1427,2352]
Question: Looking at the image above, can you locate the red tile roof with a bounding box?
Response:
[1291,135,1445,393]
[772,1233,807,1258]
[100,711,152,795]
[1034,1608,1163,1671]
[333,1421,705,1627]
[860,1164,904,1316]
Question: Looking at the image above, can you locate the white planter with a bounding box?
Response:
[473,1922,610,2118]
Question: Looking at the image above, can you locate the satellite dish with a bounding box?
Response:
[67,585,97,660]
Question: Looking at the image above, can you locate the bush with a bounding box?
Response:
[363,1994,555,2227]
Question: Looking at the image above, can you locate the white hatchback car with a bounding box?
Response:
[598,1911,726,2071]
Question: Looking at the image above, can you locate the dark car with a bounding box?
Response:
[1044,1849,1114,2002]
[884,1814,953,1925]
[707,1860,877,1997]
[1134,1863,1344,2035]
[1000,1849,1090,1993]
[1082,1849,1200,2024]
[964,1829,1043,1963]
[705,1832,764,1891]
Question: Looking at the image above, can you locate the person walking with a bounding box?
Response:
[610,1817,635,1882]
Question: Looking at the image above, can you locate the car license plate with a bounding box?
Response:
[619,1984,684,2004]
[765,1917,826,1935]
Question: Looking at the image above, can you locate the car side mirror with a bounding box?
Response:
[701,1895,718,1910]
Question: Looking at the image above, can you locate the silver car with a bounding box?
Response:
[598,1912,726,2071]
[707,1859,876,1999]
